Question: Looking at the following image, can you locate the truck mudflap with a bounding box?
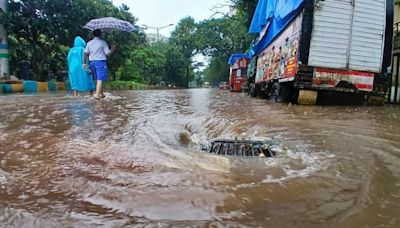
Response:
[202,139,276,157]
[297,90,318,105]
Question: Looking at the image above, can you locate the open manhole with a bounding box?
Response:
[201,139,276,157]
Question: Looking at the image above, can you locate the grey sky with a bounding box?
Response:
[112,0,230,36]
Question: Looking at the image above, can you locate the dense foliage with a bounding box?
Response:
[196,14,254,85]
[196,0,257,85]
[5,0,145,81]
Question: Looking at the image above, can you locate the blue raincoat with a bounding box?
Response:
[67,36,95,92]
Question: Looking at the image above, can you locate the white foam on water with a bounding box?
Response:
[51,110,68,115]
[0,169,8,184]
[189,133,210,150]
[83,92,123,101]
[262,146,331,183]
[104,93,123,100]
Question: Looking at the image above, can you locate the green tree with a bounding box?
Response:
[102,4,146,80]
[119,44,165,84]
[203,56,229,86]
[163,43,187,87]
[195,14,254,86]
[229,0,258,29]
[5,0,145,81]
[170,17,198,88]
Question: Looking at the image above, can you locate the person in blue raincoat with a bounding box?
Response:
[67,36,95,96]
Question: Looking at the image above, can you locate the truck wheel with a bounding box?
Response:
[271,82,280,102]
[291,89,299,103]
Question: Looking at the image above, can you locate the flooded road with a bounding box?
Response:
[0,89,400,227]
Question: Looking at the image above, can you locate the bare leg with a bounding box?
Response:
[100,82,105,98]
[96,80,102,99]
[72,90,77,96]
[100,81,105,98]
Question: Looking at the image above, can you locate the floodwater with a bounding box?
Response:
[0,89,400,227]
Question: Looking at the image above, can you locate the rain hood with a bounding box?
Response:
[73,36,86,48]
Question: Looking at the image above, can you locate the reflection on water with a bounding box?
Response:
[0,90,400,227]
[67,101,93,127]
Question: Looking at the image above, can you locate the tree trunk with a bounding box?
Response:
[186,64,189,88]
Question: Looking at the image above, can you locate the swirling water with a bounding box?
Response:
[0,89,399,227]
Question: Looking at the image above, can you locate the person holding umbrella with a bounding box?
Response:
[82,17,135,99]
[83,29,116,99]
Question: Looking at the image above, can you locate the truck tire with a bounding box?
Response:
[270,82,280,102]
[291,89,300,103]
[259,83,270,99]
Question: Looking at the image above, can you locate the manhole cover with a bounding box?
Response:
[201,139,276,157]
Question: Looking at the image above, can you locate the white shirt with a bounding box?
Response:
[84,37,110,61]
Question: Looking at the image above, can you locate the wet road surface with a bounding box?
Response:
[0,89,400,227]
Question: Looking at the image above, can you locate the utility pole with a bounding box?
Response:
[156,27,160,85]
[0,0,9,80]
[142,23,173,84]
[156,27,160,55]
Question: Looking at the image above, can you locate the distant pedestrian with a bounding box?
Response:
[67,36,95,96]
[83,29,116,100]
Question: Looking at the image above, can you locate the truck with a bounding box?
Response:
[247,0,394,105]
[228,53,251,92]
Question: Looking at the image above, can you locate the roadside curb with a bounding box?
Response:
[1,81,67,94]
[1,80,172,94]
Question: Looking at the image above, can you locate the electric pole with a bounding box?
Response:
[0,0,9,79]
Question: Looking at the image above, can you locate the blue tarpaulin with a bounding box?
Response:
[248,0,275,33]
[249,0,305,57]
[228,53,251,65]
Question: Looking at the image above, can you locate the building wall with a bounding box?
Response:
[394,3,400,54]
[391,2,400,102]
[145,33,169,44]
[0,0,9,79]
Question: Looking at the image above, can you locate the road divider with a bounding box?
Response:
[1,80,163,94]
[1,80,67,94]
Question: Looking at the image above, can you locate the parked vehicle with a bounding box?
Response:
[203,81,211,88]
[228,53,251,92]
[219,81,229,90]
[248,0,394,105]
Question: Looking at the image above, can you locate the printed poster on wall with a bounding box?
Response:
[256,13,303,83]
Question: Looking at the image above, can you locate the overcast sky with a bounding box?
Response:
[112,0,230,36]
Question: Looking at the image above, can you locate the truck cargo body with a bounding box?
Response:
[249,0,394,104]
[230,58,250,92]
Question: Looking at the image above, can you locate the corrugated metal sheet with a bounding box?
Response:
[348,0,386,72]
[309,0,386,73]
[309,0,353,69]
